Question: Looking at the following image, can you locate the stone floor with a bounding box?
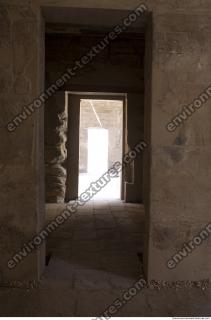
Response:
[79,173,121,199]
[0,200,211,316]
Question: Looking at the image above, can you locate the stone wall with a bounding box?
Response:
[45,92,68,203]
[0,2,45,284]
[144,13,211,281]
[45,33,145,92]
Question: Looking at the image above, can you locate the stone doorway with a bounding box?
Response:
[66,93,125,201]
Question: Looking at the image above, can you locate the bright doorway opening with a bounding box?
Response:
[79,98,123,200]
[88,128,109,174]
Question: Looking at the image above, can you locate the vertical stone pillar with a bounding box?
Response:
[0,2,45,284]
[45,92,68,203]
[66,95,80,201]
[125,93,144,203]
[144,13,211,281]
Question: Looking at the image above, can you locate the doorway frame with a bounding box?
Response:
[65,91,126,202]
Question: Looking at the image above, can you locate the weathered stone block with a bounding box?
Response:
[0,68,12,93]
[14,75,31,95]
